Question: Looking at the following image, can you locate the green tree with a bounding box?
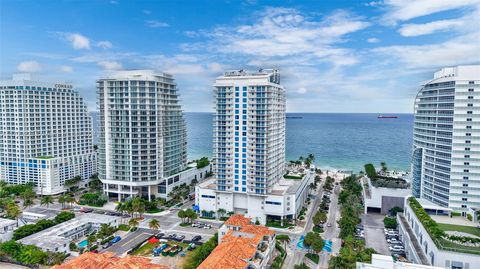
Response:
[5,203,21,227]
[65,195,75,208]
[54,211,75,223]
[40,196,54,208]
[217,208,226,219]
[196,157,210,169]
[21,189,35,209]
[294,263,310,269]
[128,218,139,229]
[149,218,160,232]
[276,234,290,252]
[184,208,198,223]
[87,234,96,248]
[58,195,66,209]
[178,209,187,223]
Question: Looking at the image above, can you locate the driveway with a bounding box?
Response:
[102,228,153,256]
[361,213,389,255]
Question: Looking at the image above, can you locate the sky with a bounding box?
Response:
[0,0,479,113]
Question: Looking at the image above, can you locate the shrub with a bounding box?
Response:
[117,224,130,231]
[183,233,218,269]
[54,211,75,223]
[384,217,397,229]
[196,157,210,169]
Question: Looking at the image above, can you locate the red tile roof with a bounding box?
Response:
[198,215,275,269]
[51,252,170,269]
[223,214,252,227]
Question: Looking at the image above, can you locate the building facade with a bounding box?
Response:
[0,74,97,195]
[97,70,198,201]
[196,69,313,224]
[412,65,480,213]
[397,197,479,269]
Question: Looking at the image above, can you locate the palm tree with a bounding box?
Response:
[21,189,35,208]
[276,234,290,252]
[40,195,53,208]
[217,208,226,220]
[87,234,97,249]
[6,203,21,227]
[65,195,75,208]
[128,218,139,229]
[149,218,160,232]
[58,195,66,209]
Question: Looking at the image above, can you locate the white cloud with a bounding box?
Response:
[97,41,113,49]
[399,19,464,36]
[297,87,307,94]
[97,61,123,70]
[190,7,369,66]
[364,1,382,7]
[57,32,91,49]
[381,0,480,24]
[367,37,380,43]
[59,65,73,73]
[17,61,42,72]
[372,32,480,69]
[145,20,169,28]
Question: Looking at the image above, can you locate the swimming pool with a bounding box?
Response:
[77,239,88,248]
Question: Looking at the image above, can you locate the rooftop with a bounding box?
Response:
[198,214,275,269]
[0,217,16,228]
[356,254,444,269]
[51,252,170,269]
[18,213,120,250]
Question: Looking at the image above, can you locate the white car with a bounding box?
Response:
[389,245,404,251]
[387,238,399,244]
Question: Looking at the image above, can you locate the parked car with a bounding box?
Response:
[169,234,177,240]
[176,235,185,241]
[111,236,122,244]
[155,233,165,239]
[191,235,202,242]
[103,242,112,249]
[387,238,400,244]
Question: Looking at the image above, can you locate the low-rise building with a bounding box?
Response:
[362,176,411,214]
[0,217,16,242]
[198,214,276,269]
[51,252,169,269]
[21,206,60,223]
[196,170,313,224]
[356,254,444,269]
[397,196,480,269]
[18,213,120,253]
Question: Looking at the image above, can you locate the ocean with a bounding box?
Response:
[92,112,414,173]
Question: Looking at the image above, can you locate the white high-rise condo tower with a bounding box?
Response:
[412,65,480,214]
[0,74,97,195]
[97,70,208,201]
[196,69,313,224]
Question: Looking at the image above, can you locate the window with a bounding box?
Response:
[468,96,474,99]
[463,169,469,173]
[468,88,474,92]
[467,103,473,107]
[467,111,473,114]
[466,133,471,136]
[466,126,472,129]
[463,183,468,187]
[467,118,472,121]
[464,162,469,165]
[463,176,469,180]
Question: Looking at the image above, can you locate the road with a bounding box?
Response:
[284,177,326,269]
[318,183,341,269]
[102,228,153,255]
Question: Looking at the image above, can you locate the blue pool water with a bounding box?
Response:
[77,239,88,248]
[323,240,332,252]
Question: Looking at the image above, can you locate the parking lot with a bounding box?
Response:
[102,228,153,256]
[361,213,390,255]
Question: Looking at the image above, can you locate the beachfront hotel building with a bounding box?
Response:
[412,65,480,215]
[0,74,97,195]
[196,69,313,224]
[97,70,210,201]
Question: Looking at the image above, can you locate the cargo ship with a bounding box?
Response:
[378,115,398,119]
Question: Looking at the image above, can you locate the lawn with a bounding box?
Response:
[436,237,480,255]
[437,223,480,237]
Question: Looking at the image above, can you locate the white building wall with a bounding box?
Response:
[400,199,480,269]
[0,74,97,195]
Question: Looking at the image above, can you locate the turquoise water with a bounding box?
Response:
[77,239,88,248]
[92,112,414,172]
[185,112,413,172]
